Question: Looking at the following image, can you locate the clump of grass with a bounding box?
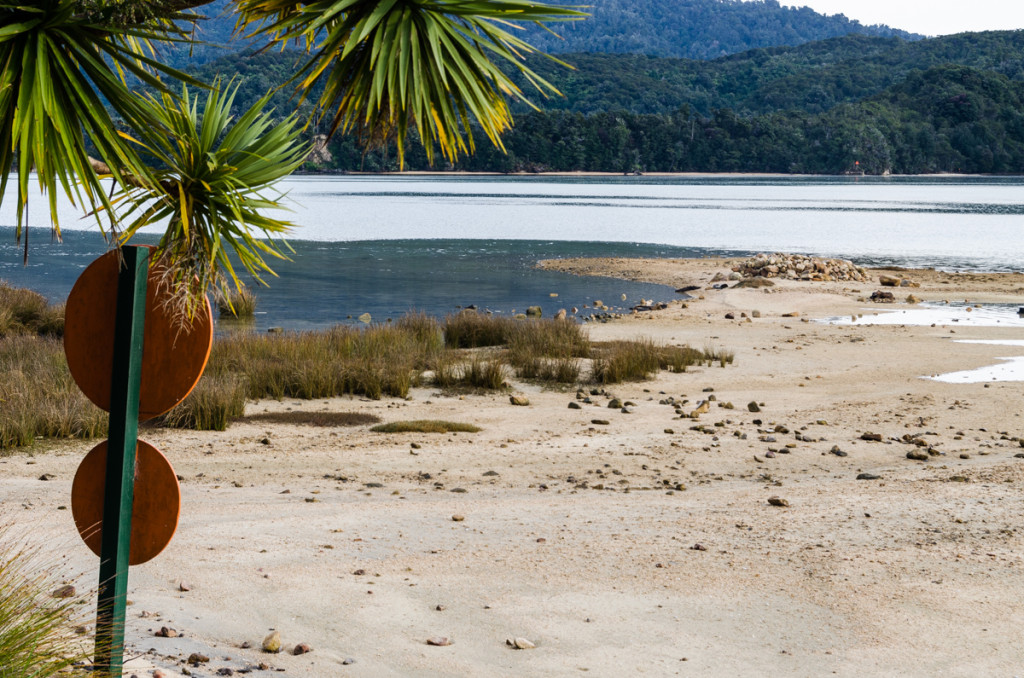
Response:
[0,336,106,450]
[0,283,64,337]
[590,339,662,384]
[157,374,248,431]
[443,311,517,348]
[395,311,444,355]
[241,411,381,427]
[371,420,482,434]
[0,524,90,675]
[217,284,257,319]
[506,318,589,383]
[657,345,706,373]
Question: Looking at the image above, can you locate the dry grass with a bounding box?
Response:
[371,420,482,434]
[216,284,258,319]
[241,411,381,427]
[0,283,64,337]
[0,336,106,451]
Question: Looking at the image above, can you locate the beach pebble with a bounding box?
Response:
[427,637,452,646]
[568,401,582,409]
[179,581,192,592]
[451,514,465,522]
[768,496,790,507]
[856,473,881,480]
[263,630,282,653]
[507,637,536,650]
[155,626,177,638]
[747,401,761,412]
[830,446,848,457]
[187,653,209,665]
[293,643,313,655]
[861,433,883,442]
[591,419,610,426]
[907,450,929,461]
[510,394,530,406]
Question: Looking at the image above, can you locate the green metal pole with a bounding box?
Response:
[94,246,149,676]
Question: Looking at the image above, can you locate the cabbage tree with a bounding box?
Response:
[0,0,583,301]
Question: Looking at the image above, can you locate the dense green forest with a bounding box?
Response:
[176,31,1024,174]
[172,0,916,66]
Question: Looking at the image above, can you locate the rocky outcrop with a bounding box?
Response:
[734,253,869,282]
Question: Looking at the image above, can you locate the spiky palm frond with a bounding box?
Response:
[235,0,584,166]
[113,81,309,318]
[0,0,200,248]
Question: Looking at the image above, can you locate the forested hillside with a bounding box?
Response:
[172,0,917,66]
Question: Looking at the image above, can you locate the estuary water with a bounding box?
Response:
[1,174,1022,331]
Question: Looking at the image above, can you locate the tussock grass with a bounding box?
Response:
[442,311,517,348]
[217,284,258,319]
[507,318,589,383]
[0,524,90,675]
[157,374,247,431]
[591,339,662,384]
[0,283,64,337]
[0,336,106,450]
[371,420,482,434]
[241,411,381,427]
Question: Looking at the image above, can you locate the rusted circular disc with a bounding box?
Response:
[64,249,213,420]
[71,439,181,566]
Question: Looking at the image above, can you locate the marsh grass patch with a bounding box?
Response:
[242,411,381,427]
[371,420,482,434]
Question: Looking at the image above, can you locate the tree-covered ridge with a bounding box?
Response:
[514,31,1024,116]
[171,0,919,66]
[518,0,918,60]
[181,31,1024,175]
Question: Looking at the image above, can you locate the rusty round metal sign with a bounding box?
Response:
[71,439,181,566]
[63,249,213,420]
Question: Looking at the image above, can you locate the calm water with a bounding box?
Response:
[2,174,1022,330]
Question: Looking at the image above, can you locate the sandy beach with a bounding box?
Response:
[4,255,1024,677]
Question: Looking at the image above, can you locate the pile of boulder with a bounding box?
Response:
[733,253,870,282]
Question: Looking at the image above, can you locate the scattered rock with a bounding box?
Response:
[427,637,452,646]
[451,514,465,522]
[767,496,790,507]
[293,643,313,655]
[879,275,902,287]
[525,306,542,318]
[691,543,707,551]
[38,473,55,481]
[856,473,881,480]
[509,394,530,406]
[861,432,883,442]
[357,312,371,324]
[907,450,929,461]
[568,401,582,410]
[179,581,192,592]
[870,291,895,303]
[830,446,848,457]
[507,637,536,650]
[187,653,209,665]
[591,419,610,426]
[906,294,922,304]
[263,630,282,653]
[733,276,775,289]
[747,401,760,413]
[155,626,178,638]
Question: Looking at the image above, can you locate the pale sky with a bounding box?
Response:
[780,1,1024,36]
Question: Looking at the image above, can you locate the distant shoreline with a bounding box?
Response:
[295,170,1016,179]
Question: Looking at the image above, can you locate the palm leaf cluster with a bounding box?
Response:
[0,0,583,298]
[0,0,195,250]
[114,83,307,313]
[237,0,583,165]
